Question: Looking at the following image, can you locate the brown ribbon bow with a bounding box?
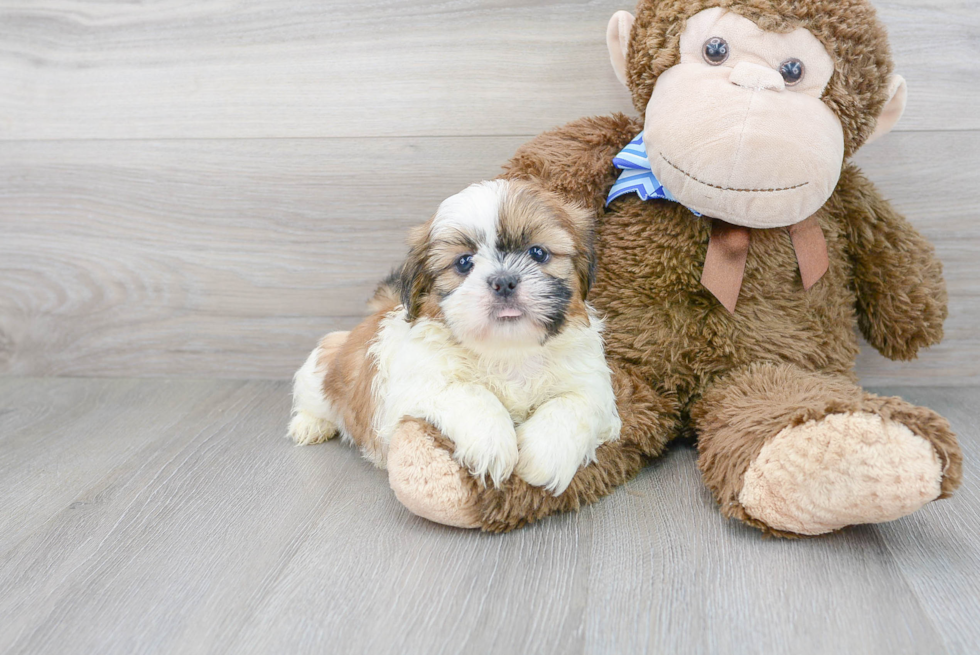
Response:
[700,215,829,313]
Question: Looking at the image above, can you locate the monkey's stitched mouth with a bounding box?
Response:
[658,152,809,193]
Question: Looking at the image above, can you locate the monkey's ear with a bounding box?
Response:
[866,75,908,146]
[606,11,635,87]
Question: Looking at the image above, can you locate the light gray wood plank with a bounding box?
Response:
[581,448,946,655]
[0,378,333,655]
[879,0,980,132]
[0,377,245,552]
[228,492,594,655]
[0,0,975,140]
[872,386,980,655]
[3,379,977,655]
[0,0,635,140]
[854,131,980,386]
[0,136,526,378]
[0,378,591,655]
[2,130,978,383]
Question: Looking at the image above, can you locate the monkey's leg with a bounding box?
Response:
[692,362,962,537]
[386,362,679,531]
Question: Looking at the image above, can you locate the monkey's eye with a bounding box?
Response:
[454,254,474,274]
[779,58,805,86]
[702,37,730,65]
[528,246,550,264]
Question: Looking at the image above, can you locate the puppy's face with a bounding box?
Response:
[400,180,596,348]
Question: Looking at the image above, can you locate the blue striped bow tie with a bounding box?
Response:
[606,131,701,216]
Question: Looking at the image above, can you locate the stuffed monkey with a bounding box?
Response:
[383,0,962,537]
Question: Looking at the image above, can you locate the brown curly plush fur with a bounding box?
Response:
[407,0,961,536]
[483,109,959,535]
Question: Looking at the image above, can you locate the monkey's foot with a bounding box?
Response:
[739,412,943,535]
[387,418,481,529]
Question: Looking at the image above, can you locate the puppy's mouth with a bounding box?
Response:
[493,306,524,321]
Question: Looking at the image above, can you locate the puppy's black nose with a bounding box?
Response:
[489,273,520,297]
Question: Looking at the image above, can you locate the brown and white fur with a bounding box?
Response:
[288,180,621,495]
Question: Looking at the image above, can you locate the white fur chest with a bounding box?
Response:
[465,351,551,421]
[367,309,601,441]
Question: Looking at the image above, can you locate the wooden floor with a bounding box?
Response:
[0,377,976,655]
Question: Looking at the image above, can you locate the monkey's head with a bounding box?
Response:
[607,0,907,228]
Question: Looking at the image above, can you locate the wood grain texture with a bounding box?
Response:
[0,0,977,140]
[1,131,978,382]
[0,377,249,552]
[0,136,525,378]
[873,386,980,655]
[0,378,977,654]
[853,130,980,386]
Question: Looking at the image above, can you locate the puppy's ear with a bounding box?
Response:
[564,203,598,299]
[399,218,434,320]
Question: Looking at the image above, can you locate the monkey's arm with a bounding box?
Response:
[501,113,643,212]
[838,164,948,360]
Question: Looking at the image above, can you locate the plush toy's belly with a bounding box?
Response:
[593,199,859,405]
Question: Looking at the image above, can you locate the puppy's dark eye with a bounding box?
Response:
[703,37,729,65]
[528,246,550,263]
[454,254,474,275]
[779,58,805,86]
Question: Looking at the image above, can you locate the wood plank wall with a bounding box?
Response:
[1,0,977,383]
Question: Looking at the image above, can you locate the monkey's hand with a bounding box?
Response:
[501,113,643,213]
[840,165,948,360]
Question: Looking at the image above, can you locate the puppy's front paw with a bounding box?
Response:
[451,422,519,488]
[515,423,587,496]
[288,411,338,445]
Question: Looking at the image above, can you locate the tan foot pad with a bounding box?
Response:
[739,412,943,535]
[387,420,481,529]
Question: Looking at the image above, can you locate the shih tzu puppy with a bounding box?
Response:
[288,179,621,495]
